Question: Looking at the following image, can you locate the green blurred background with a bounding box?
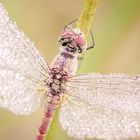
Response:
[0,0,140,140]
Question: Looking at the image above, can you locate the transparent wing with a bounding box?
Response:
[66,73,140,113]
[60,73,140,139]
[0,67,44,115]
[59,98,140,140]
[0,3,49,114]
[0,3,49,82]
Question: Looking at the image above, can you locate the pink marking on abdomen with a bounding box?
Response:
[37,94,60,140]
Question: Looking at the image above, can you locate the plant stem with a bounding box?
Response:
[77,0,98,38]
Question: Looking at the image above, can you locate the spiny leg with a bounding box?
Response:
[87,29,95,50]
[77,29,95,71]
[64,19,78,30]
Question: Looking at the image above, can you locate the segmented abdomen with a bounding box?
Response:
[37,93,61,140]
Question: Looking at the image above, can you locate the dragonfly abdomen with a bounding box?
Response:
[37,94,60,140]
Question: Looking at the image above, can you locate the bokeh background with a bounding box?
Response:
[0,0,140,140]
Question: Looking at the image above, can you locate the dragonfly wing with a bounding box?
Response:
[0,3,49,82]
[60,73,140,139]
[0,67,44,115]
[59,98,140,140]
[66,73,140,113]
[0,3,49,114]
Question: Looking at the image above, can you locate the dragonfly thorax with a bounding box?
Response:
[46,68,68,96]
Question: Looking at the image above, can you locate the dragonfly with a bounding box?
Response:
[0,3,140,140]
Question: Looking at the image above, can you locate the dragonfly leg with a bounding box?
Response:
[87,29,95,50]
[64,19,78,30]
[77,29,95,71]
[87,45,94,50]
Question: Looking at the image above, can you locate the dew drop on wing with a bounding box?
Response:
[59,73,140,140]
[0,3,49,115]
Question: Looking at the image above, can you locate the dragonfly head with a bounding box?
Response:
[59,27,87,55]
